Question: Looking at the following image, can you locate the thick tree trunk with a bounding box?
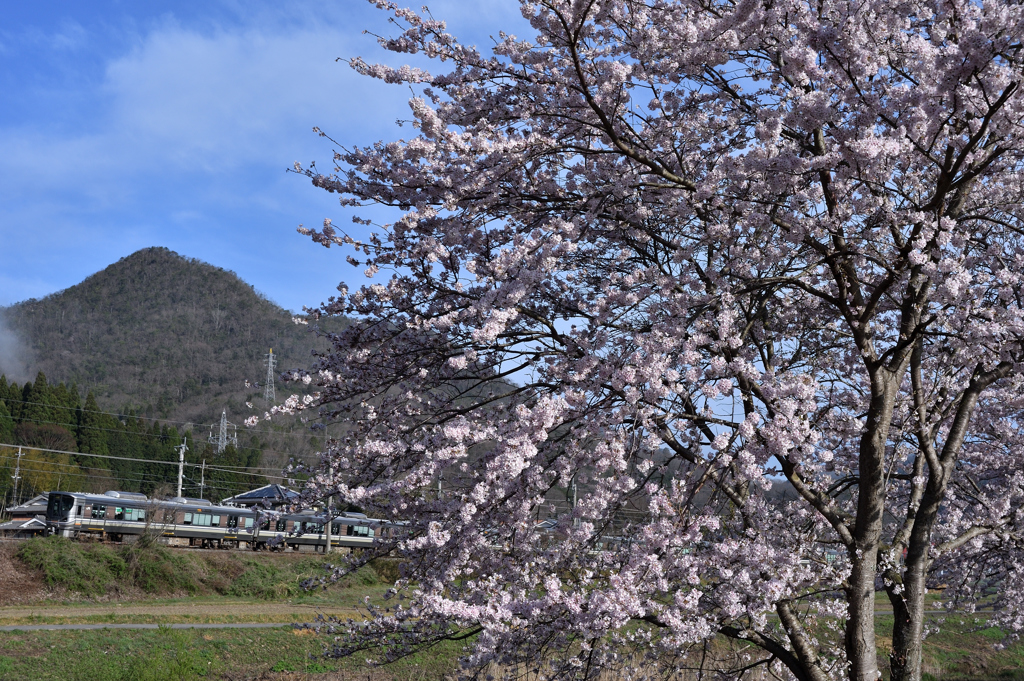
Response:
[846,372,897,681]
[889,369,1001,681]
[889,477,937,681]
[889,562,926,681]
[846,546,882,681]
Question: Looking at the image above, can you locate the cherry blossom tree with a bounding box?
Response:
[284,0,1024,679]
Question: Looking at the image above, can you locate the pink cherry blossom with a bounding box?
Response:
[286,1,1024,679]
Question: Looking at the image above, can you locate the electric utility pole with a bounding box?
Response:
[176,439,188,498]
[570,476,579,528]
[199,460,206,500]
[324,464,334,554]
[11,446,23,505]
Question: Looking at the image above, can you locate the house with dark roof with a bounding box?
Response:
[0,493,50,537]
[220,484,299,508]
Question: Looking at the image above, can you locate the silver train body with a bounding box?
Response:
[44,490,388,551]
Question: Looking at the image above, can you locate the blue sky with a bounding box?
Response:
[0,0,527,312]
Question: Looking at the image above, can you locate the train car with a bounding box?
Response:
[44,490,387,551]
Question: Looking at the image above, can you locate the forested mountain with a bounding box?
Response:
[0,247,339,477]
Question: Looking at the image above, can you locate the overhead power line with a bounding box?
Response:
[11,465,181,489]
[0,442,298,479]
[11,456,265,489]
[4,455,292,496]
[0,411,316,465]
[0,395,331,440]
[9,464,268,497]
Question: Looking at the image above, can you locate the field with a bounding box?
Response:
[0,538,464,680]
[2,539,1024,680]
[0,625,464,681]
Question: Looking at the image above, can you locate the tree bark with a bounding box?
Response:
[889,553,927,681]
[888,364,1008,681]
[846,371,897,681]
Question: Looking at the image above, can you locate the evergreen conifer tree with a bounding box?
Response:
[21,373,53,426]
[4,381,21,421]
[76,392,109,457]
[51,382,77,432]
[0,401,13,443]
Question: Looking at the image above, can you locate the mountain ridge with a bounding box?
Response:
[0,247,336,466]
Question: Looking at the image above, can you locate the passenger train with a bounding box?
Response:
[44,490,388,551]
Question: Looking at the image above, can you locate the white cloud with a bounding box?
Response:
[0,0,532,309]
[102,23,400,170]
[0,15,413,199]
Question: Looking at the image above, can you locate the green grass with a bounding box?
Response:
[16,541,1020,680]
[0,625,464,681]
[1,608,1022,680]
[873,614,1024,681]
[1,616,1019,681]
[13,536,388,602]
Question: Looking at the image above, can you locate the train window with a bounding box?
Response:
[212,515,221,526]
[243,517,254,529]
[123,508,145,522]
[183,513,193,525]
[47,494,75,520]
[331,523,341,536]
[260,519,270,531]
[115,507,124,520]
[227,516,238,529]
[77,506,83,516]
[276,519,287,532]
[92,505,106,519]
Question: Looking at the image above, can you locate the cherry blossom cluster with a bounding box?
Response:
[278,1,1024,679]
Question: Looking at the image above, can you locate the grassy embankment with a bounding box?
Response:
[10,536,394,610]
[4,538,1024,680]
[0,625,464,681]
[0,537,457,680]
[0,617,1022,681]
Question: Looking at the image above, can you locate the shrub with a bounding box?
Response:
[225,559,295,599]
[17,537,115,596]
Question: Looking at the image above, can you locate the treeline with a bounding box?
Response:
[0,372,266,507]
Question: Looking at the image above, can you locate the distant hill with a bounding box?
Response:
[0,247,338,467]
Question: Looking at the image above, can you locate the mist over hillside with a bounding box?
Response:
[0,247,341,467]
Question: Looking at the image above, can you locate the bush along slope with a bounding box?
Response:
[14,536,376,599]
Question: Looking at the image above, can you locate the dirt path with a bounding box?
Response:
[0,601,360,622]
[0,622,289,631]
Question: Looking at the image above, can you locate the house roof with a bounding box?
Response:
[6,493,49,515]
[0,516,47,533]
[221,484,299,505]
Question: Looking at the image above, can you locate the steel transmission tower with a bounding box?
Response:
[264,348,276,403]
[208,410,238,454]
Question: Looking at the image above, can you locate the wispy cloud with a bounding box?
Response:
[0,0,530,309]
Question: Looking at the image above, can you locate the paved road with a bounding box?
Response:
[0,622,293,632]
